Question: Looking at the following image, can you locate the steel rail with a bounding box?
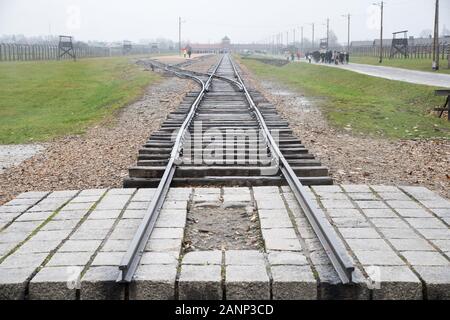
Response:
[228,55,355,284]
[138,59,243,91]
[117,55,225,283]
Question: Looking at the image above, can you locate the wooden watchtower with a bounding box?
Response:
[390,31,409,58]
[58,35,76,61]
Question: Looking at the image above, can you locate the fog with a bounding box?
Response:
[0,0,449,44]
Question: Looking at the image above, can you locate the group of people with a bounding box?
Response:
[305,50,350,65]
[183,45,192,58]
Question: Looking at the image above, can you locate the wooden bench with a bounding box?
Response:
[435,89,450,120]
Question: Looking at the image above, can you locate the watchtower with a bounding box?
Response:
[123,41,132,55]
[390,31,409,58]
[58,35,76,61]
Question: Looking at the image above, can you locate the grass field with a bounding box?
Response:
[351,56,450,74]
[240,57,450,139]
[0,57,159,144]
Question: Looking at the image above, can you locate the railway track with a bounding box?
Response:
[118,55,354,285]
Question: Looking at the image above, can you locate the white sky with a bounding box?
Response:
[0,0,449,43]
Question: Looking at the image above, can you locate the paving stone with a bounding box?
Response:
[101,240,131,252]
[431,240,450,252]
[346,239,392,251]
[41,220,79,231]
[53,210,88,221]
[258,208,289,219]
[371,186,399,193]
[18,240,61,254]
[162,200,188,210]
[78,189,107,197]
[29,266,80,300]
[71,196,103,203]
[257,199,286,210]
[267,251,308,265]
[121,209,146,219]
[316,192,349,200]
[140,252,178,265]
[92,252,124,266]
[132,188,157,202]
[0,231,30,243]
[226,265,270,300]
[81,266,124,300]
[341,185,372,193]
[369,266,422,300]
[95,195,131,210]
[71,228,110,240]
[379,228,420,239]
[259,216,293,229]
[127,202,150,210]
[16,211,53,222]
[155,212,187,228]
[419,199,450,209]
[0,267,35,299]
[179,264,222,300]
[310,250,332,265]
[304,239,323,252]
[362,209,397,218]
[332,217,370,228]
[1,253,48,269]
[417,229,450,240]
[347,193,379,201]
[265,237,303,252]
[353,250,405,266]
[339,228,381,239]
[432,209,450,218]
[47,191,79,199]
[355,201,388,209]
[5,198,41,206]
[130,264,177,300]
[261,228,297,239]
[371,218,410,229]
[145,239,182,253]
[108,228,136,240]
[182,251,222,265]
[311,186,342,193]
[115,219,141,230]
[402,251,449,266]
[59,240,102,252]
[225,250,265,266]
[194,188,221,195]
[150,228,184,240]
[377,192,411,201]
[16,191,49,199]
[32,230,72,242]
[62,202,95,211]
[413,266,450,300]
[271,265,317,300]
[326,209,361,218]
[395,209,434,218]
[108,188,136,196]
[389,238,435,252]
[47,252,92,267]
[387,201,422,210]
[0,205,31,214]
[0,243,16,256]
[29,199,71,212]
[406,218,447,229]
[7,221,41,232]
[321,200,354,209]
[88,210,122,220]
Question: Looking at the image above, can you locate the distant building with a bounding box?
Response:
[191,36,270,54]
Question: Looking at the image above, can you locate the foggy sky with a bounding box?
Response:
[0,0,449,44]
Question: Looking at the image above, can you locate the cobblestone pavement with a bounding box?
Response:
[0,185,448,300]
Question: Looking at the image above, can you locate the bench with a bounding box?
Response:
[435,89,450,120]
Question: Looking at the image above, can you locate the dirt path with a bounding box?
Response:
[0,55,218,205]
[238,61,450,199]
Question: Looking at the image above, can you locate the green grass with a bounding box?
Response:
[0,57,159,144]
[240,56,450,139]
[351,56,450,74]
